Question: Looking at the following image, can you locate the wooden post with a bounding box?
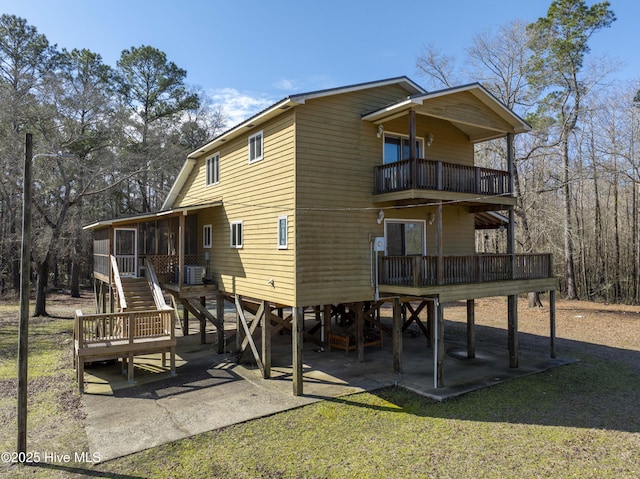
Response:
[292,306,304,396]
[436,301,445,388]
[235,296,241,352]
[436,201,444,285]
[467,299,476,359]
[507,132,516,279]
[392,298,402,373]
[178,214,185,289]
[216,292,225,353]
[183,305,190,335]
[17,133,32,454]
[550,290,556,358]
[508,295,518,368]
[323,304,332,351]
[409,109,417,189]
[262,300,271,379]
[200,296,206,345]
[356,302,364,362]
[426,300,434,347]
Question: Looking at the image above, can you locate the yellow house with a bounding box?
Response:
[84,77,557,394]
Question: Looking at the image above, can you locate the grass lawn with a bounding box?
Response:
[0,293,639,478]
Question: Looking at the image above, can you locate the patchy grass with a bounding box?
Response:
[0,295,639,478]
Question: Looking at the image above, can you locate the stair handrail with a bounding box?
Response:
[145,258,173,311]
[110,255,128,310]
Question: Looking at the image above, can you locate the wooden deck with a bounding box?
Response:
[74,309,176,393]
[378,253,555,301]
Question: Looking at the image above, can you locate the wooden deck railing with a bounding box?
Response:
[75,309,174,347]
[373,158,511,196]
[379,253,552,288]
[110,255,127,310]
[74,308,176,392]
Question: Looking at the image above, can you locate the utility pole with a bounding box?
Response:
[18,133,33,453]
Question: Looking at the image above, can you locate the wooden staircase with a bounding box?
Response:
[118,277,157,311]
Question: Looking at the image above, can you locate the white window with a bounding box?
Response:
[203,224,212,248]
[248,131,263,163]
[206,153,220,185]
[230,221,243,248]
[383,134,424,164]
[278,216,288,249]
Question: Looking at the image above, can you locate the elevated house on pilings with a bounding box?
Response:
[84,76,557,395]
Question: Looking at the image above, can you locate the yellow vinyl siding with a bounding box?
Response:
[418,91,514,133]
[382,115,474,165]
[185,111,297,305]
[294,86,417,305]
[384,205,475,256]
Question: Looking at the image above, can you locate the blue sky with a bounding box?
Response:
[6,0,639,125]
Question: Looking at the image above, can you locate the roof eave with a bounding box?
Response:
[187,98,298,160]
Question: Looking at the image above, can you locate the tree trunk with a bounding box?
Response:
[562,136,578,300]
[34,259,49,317]
[528,292,543,308]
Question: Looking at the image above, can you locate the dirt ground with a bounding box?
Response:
[48,289,640,357]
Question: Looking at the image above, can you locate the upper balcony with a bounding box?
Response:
[373,158,515,208]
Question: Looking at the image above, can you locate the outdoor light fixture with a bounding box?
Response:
[376,125,384,138]
[426,133,435,147]
[377,210,385,224]
[428,213,435,225]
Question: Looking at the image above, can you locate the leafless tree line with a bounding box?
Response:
[419,1,640,304]
[0,14,226,314]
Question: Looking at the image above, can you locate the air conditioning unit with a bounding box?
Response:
[184,265,205,285]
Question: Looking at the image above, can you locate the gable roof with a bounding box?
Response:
[362,83,530,142]
[162,76,425,210]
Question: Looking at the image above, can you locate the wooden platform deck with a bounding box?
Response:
[74,309,176,393]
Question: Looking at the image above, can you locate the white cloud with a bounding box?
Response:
[274,78,296,91]
[208,88,275,127]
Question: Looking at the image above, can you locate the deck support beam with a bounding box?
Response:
[550,290,556,358]
[508,294,518,368]
[200,296,206,344]
[235,296,264,375]
[292,306,304,396]
[178,214,185,289]
[467,299,476,359]
[436,202,444,285]
[216,292,225,353]
[262,300,271,379]
[323,304,332,351]
[392,297,402,373]
[356,302,365,362]
[435,300,444,387]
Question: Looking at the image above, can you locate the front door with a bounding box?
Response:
[114,228,137,277]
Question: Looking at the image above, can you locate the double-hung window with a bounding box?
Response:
[248,131,263,163]
[278,216,288,249]
[230,221,243,248]
[203,224,212,249]
[206,153,220,185]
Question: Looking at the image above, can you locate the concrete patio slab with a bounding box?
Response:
[81,315,574,462]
